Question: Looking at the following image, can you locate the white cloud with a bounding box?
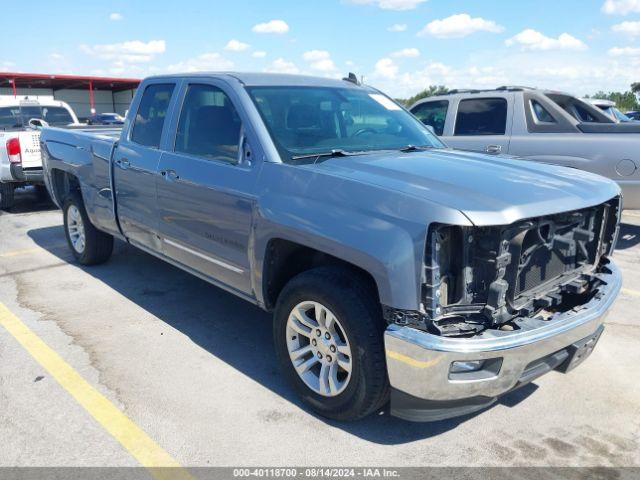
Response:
[224,39,250,52]
[167,52,233,72]
[366,48,640,100]
[49,53,64,61]
[612,20,640,37]
[265,58,299,74]
[348,0,427,11]
[302,50,330,62]
[109,13,123,21]
[602,0,640,15]
[418,14,504,38]
[374,57,398,79]
[80,40,166,63]
[505,29,587,51]
[608,46,640,56]
[387,23,408,32]
[391,48,420,58]
[252,51,267,58]
[302,50,337,72]
[252,20,289,34]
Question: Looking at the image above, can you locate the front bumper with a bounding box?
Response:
[384,261,621,422]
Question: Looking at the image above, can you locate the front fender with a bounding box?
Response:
[251,163,471,310]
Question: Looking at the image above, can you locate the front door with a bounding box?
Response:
[156,81,259,295]
[114,82,176,248]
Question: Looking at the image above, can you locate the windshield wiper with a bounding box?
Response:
[399,145,434,153]
[291,149,356,161]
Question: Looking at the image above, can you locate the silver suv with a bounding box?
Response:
[410,87,640,209]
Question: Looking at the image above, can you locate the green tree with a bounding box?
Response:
[399,85,449,107]
[587,90,640,112]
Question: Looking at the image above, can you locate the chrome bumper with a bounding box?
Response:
[384,261,621,422]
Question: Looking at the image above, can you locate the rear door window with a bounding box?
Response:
[454,98,507,136]
[410,100,448,136]
[131,83,175,148]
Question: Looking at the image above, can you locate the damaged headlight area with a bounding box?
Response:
[385,196,621,337]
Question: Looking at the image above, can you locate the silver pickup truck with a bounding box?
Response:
[40,73,622,422]
[410,87,640,209]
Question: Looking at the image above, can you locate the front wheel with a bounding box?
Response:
[63,192,114,265]
[274,267,389,421]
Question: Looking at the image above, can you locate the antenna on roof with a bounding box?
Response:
[342,72,360,85]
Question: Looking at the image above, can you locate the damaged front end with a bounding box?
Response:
[385,196,621,337]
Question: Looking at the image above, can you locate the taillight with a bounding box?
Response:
[6,138,21,164]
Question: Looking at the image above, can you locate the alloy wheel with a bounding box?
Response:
[286,301,352,397]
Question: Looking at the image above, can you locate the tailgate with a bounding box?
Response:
[19,130,41,168]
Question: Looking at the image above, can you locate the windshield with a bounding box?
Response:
[247,86,444,163]
[0,105,74,129]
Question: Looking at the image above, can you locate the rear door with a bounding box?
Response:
[113,81,177,249]
[442,95,513,155]
[155,80,259,295]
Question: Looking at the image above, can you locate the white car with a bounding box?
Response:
[583,98,634,123]
[0,97,79,209]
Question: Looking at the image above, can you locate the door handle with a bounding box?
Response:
[485,145,502,154]
[160,169,179,181]
[115,158,130,169]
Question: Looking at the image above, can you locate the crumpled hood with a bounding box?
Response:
[318,148,621,226]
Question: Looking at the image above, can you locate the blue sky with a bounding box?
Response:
[1,0,639,97]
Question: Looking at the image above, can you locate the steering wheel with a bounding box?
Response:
[352,127,378,137]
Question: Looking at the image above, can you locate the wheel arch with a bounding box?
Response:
[261,238,382,312]
[48,168,81,207]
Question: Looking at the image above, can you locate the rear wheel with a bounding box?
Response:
[0,183,15,210]
[274,266,389,421]
[63,192,114,265]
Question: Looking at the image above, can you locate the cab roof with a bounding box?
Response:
[145,72,367,89]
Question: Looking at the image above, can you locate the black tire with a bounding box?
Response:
[0,182,15,210]
[62,192,114,265]
[274,266,389,421]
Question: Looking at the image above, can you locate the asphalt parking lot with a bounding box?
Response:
[0,187,639,469]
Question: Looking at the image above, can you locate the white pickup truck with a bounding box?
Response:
[0,97,79,209]
[410,87,640,209]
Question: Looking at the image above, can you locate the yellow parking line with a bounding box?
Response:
[0,244,67,258]
[0,302,193,480]
[621,287,640,298]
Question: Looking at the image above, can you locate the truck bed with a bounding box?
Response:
[41,126,120,168]
[41,125,122,236]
